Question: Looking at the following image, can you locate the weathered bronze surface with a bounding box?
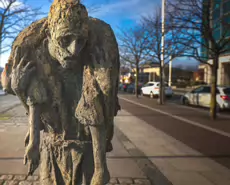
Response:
[1,0,120,184]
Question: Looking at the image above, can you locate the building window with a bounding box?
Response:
[223,43,230,54]
[213,8,220,20]
[213,28,221,40]
[223,1,230,14]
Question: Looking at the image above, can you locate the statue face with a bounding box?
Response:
[48,20,88,69]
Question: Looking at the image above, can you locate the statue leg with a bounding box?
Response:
[106,119,114,152]
[89,125,109,185]
[81,143,94,185]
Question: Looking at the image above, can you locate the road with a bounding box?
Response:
[165,92,230,118]
[118,93,230,171]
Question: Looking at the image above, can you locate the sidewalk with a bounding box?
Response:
[0,95,20,113]
[115,109,230,185]
[0,105,151,185]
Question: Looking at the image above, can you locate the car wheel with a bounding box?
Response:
[150,91,154,99]
[182,97,189,105]
[140,90,144,96]
[167,95,172,99]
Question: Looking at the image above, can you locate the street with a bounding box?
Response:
[119,93,230,166]
[118,93,230,184]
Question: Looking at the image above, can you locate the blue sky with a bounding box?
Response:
[33,0,160,32]
[0,0,198,68]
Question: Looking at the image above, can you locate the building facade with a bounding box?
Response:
[201,0,230,85]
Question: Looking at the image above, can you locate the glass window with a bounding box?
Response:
[223,15,230,24]
[223,1,230,14]
[213,28,220,40]
[192,87,204,93]
[202,86,211,93]
[223,88,230,94]
[145,83,154,87]
[223,43,230,54]
[213,8,220,21]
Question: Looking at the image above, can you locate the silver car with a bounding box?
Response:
[181,85,230,110]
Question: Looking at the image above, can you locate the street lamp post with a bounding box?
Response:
[168,55,172,86]
[158,0,166,104]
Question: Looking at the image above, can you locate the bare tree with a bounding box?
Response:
[118,26,148,97]
[0,0,42,56]
[142,8,189,104]
[168,0,230,119]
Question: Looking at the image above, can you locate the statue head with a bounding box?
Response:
[47,0,89,68]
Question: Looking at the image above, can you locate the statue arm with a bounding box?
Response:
[24,104,41,175]
[27,105,41,146]
[23,78,48,175]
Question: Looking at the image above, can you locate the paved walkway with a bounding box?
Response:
[117,95,230,185]
[0,103,151,185]
[0,95,20,113]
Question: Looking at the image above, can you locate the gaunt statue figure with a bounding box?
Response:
[1,0,120,184]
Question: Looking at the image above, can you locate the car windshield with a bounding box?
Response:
[155,83,168,87]
[223,87,230,95]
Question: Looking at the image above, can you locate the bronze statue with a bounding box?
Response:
[1,0,120,184]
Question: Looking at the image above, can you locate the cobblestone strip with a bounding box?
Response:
[0,175,39,185]
[0,175,151,185]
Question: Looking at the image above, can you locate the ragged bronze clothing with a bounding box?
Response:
[40,134,110,185]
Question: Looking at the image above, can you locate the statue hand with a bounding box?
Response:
[24,131,30,147]
[24,142,40,176]
[11,47,36,93]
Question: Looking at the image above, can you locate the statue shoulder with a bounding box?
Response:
[87,17,119,70]
[88,17,117,41]
[12,18,48,52]
[6,18,48,71]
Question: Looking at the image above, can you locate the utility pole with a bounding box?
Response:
[158,0,166,104]
[168,55,172,86]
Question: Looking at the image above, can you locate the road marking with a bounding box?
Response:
[167,95,230,119]
[119,96,230,139]
[168,102,230,119]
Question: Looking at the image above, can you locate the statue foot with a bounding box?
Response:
[106,141,113,152]
[90,172,103,185]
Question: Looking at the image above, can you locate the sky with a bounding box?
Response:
[0,0,198,68]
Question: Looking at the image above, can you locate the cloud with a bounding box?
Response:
[91,0,139,17]
[90,0,158,22]
[0,51,10,68]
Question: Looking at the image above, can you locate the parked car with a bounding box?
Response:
[120,83,130,92]
[0,89,7,96]
[141,81,173,98]
[180,85,230,111]
[127,83,143,94]
[119,83,124,90]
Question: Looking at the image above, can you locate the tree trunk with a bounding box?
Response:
[159,65,165,105]
[210,56,218,120]
[135,66,139,98]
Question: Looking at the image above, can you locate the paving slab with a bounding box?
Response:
[0,95,20,113]
[115,109,230,185]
